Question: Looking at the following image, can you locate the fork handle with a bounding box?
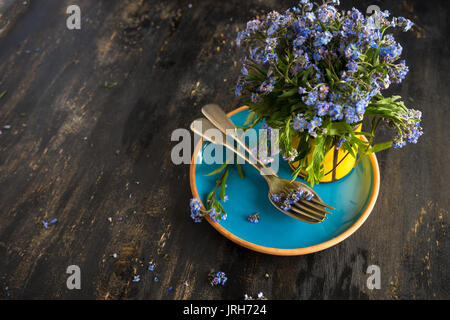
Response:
[190,118,267,174]
[201,104,276,176]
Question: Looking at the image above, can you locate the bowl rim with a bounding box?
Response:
[189,106,380,256]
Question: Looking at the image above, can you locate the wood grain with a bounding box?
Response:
[0,0,448,299]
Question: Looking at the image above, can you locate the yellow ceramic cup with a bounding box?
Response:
[290,125,362,183]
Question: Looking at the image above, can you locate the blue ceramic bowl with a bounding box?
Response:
[190,107,380,255]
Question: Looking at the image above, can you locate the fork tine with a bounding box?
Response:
[299,199,333,214]
[282,209,322,224]
[293,203,328,220]
[290,205,325,222]
[310,198,335,210]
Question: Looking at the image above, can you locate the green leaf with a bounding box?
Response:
[367,141,393,154]
[353,131,373,137]
[205,162,228,176]
[278,88,298,99]
[206,191,216,208]
[104,81,118,88]
[301,66,313,83]
[327,121,353,136]
[342,141,356,158]
[243,111,257,126]
[216,202,226,217]
[325,69,335,86]
[219,168,229,201]
[236,163,245,179]
[0,90,6,99]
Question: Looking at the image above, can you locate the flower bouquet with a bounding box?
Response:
[189,0,423,223]
[234,0,423,186]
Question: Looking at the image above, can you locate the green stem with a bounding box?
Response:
[212,166,230,196]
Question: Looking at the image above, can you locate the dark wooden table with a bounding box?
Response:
[0,0,448,300]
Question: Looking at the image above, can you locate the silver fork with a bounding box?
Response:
[191,115,334,224]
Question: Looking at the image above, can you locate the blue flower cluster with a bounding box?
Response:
[392,109,423,148]
[247,213,260,223]
[271,188,314,211]
[190,198,227,223]
[190,198,203,223]
[42,218,58,229]
[234,0,417,140]
[293,113,324,138]
[209,271,228,286]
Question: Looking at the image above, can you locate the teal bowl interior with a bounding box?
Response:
[192,108,378,252]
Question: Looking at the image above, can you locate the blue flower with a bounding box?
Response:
[344,106,357,124]
[306,12,316,22]
[404,19,414,32]
[346,60,358,73]
[304,191,314,201]
[310,116,322,128]
[259,78,276,94]
[293,36,306,50]
[247,213,260,223]
[335,137,346,149]
[392,111,423,147]
[351,8,363,22]
[393,139,406,148]
[318,85,329,99]
[317,6,335,24]
[246,19,261,32]
[249,48,262,63]
[267,23,279,36]
[316,101,330,116]
[291,6,301,14]
[234,85,243,97]
[397,17,414,32]
[210,271,228,286]
[209,208,219,223]
[241,66,248,76]
[271,193,282,203]
[313,51,322,61]
[406,126,423,144]
[190,198,203,223]
[251,93,261,103]
[313,31,333,47]
[42,218,58,229]
[379,43,402,60]
[355,100,368,114]
[293,114,308,131]
[298,87,306,95]
[288,189,304,204]
[345,44,361,60]
[235,31,247,47]
[329,104,344,120]
[303,91,318,105]
[265,37,278,49]
[280,199,291,211]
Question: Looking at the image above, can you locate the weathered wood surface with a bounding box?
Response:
[0,0,448,300]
